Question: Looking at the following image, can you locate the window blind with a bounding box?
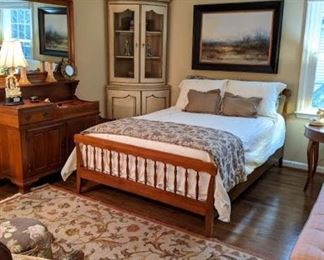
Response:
[314,19,324,84]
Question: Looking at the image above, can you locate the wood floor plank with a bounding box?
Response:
[0,166,323,260]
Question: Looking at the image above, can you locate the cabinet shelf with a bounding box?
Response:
[115,30,134,34]
[146,31,162,35]
[115,55,134,59]
[145,56,161,60]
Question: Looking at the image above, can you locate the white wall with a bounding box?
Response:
[74,0,108,116]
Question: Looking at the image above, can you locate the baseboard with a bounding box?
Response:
[283,159,324,174]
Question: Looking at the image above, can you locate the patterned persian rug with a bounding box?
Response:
[0,185,263,260]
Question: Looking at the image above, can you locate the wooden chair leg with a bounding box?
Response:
[204,209,214,237]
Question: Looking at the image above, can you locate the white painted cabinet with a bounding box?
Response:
[107,0,170,119]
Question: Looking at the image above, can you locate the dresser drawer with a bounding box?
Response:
[19,108,54,125]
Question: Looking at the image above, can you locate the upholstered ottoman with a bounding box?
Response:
[290,184,324,260]
[0,218,53,259]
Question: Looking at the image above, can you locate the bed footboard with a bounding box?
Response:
[74,134,217,236]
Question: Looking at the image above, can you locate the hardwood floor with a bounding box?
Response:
[0,166,323,260]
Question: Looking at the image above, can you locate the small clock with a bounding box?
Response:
[56,60,76,80]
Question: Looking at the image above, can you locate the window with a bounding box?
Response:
[2,8,32,59]
[297,1,324,115]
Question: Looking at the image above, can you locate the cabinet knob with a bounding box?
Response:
[142,43,145,47]
[43,112,49,117]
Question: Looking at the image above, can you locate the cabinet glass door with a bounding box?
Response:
[109,5,139,83]
[141,6,167,83]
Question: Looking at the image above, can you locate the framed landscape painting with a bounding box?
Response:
[192,1,284,73]
[38,7,68,58]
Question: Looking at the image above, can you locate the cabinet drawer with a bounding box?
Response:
[19,109,54,125]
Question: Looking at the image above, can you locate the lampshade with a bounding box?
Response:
[0,40,28,68]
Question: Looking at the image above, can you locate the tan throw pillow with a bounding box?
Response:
[184,89,221,114]
[222,92,262,118]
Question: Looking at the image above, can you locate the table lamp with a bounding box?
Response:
[0,40,30,105]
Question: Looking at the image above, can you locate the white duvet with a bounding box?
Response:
[61,107,285,222]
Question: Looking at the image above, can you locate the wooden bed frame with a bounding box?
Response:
[74,89,291,237]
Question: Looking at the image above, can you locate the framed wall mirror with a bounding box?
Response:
[0,0,74,82]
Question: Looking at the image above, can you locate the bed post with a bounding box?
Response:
[205,175,216,236]
[277,89,291,169]
[76,174,81,194]
[205,208,215,237]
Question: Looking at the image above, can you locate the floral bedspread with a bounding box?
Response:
[83,118,246,191]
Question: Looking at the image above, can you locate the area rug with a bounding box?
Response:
[0,185,263,259]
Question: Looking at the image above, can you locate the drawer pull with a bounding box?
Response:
[43,112,49,117]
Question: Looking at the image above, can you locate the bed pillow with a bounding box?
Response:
[226,80,287,117]
[175,79,227,109]
[184,89,221,114]
[222,92,262,118]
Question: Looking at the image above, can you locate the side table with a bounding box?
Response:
[304,124,324,191]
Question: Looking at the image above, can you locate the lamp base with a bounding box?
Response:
[19,67,31,85]
[5,96,24,106]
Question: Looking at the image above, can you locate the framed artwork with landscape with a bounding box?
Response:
[38,7,68,58]
[192,1,284,73]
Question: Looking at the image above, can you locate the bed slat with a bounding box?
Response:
[109,150,112,175]
[185,169,188,197]
[164,164,167,191]
[101,149,104,172]
[196,172,200,200]
[85,145,88,168]
[126,154,129,180]
[144,159,147,185]
[174,166,177,194]
[93,147,96,171]
[154,161,157,188]
[135,156,138,182]
[117,152,120,177]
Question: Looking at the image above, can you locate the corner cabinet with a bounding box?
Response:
[107,0,170,120]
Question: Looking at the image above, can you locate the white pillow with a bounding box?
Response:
[175,79,227,109]
[226,80,287,117]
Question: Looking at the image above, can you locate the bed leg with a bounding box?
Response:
[204,209,214,237]
[278,157,283,168]
[76,174,81,194]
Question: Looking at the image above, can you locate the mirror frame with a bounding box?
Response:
[0,0,75,85]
